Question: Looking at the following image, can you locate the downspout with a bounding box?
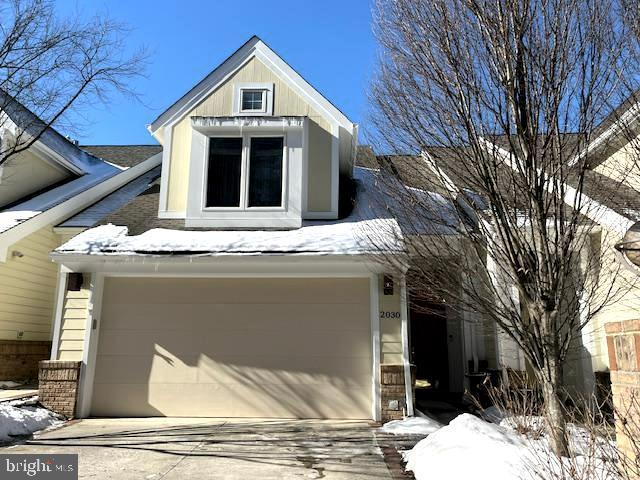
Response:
[400,276,414,416]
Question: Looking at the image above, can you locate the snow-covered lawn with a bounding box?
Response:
[0,397,63,444]
[382,412,617,480]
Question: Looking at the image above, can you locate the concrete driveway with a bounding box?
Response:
[5,418,399,479]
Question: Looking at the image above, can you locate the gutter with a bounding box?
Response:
[0,152,162,261]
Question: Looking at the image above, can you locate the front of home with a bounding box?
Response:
[44,36,427,422]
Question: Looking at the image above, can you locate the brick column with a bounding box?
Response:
[38,361,82,419]
[380,364,415,422]
[605,320,640,475]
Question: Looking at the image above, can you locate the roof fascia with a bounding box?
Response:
[2,114,85,176]
[568,102,640,167]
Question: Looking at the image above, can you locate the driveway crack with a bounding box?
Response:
[156,421,227,480]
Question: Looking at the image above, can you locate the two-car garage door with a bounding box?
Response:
[90,277,372,419]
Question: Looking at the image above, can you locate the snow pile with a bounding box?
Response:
[403,413,616,480]
[380,416,443,436]
[0,399,62,444]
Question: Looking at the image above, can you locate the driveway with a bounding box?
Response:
[5,418,399,479]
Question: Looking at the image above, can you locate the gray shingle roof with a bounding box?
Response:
[57,166,162,229]
[80,145,162,168]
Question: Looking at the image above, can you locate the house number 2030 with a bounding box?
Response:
[380,311,401,319]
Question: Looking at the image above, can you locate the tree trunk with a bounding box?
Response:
[538,361,570,457]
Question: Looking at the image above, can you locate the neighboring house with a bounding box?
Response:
[356,101,640,403]
[46,36,440,421]
[0,97,161,381]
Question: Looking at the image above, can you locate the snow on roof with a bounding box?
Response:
[0,161,120,235]
[53,167,461,258]
[57,166,161,229]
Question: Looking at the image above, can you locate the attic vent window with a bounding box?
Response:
[241,90,265,112]
[233,83,274,116]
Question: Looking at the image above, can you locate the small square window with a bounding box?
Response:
[241,90,264,112]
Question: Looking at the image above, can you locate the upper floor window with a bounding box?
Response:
[233,83,274,116]
[206,135,284,209]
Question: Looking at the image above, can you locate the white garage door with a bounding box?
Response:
[91,277,372,419]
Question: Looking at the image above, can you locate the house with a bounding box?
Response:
[0,95,162,381]
[45,36,460,422]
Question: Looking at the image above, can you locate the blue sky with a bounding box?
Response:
[57,0,377,146]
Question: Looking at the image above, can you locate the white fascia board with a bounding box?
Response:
[2,114,85,176]
[52,253,394,276]
[569,103,640,167]
[479,138,634,236]
[149,37,354,136]
[0,153,162,261]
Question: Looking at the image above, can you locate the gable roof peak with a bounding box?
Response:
[148,36,354,135]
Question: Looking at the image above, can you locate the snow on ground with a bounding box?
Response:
[0,397,62,444]
[0,380,23,389]
[401,413,616,480]
[380,416,443,436]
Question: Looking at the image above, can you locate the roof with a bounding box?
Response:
[0,90,104,174]
[52,167,462,258]
[80,145,162,168]
[148,36,354,134]
[56,165,162,229]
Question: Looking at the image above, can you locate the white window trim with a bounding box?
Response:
[186,117,305,228]
[233,82,274,116]
[202,133,288,212]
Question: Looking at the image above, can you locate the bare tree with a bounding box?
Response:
[0,0,145,165]
[367,0,640,456]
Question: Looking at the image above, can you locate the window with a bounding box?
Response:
[233,83,273,116]
[241,90,264,112]
[205,136,284,209]
[248,137,283,207]
[206,137,243,207]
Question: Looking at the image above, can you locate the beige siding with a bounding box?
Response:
[56,280,91,361]
[92,277,371,418]
[165,56,335,214]
[379,276,403,364]
[0,151,71,208]
[594,138,640,192]
[0,227,60,341]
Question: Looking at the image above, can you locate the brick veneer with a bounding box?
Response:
[38,361,81,419]
[381,364,416,422]
[0,340,51,381]
[605,320,640,475]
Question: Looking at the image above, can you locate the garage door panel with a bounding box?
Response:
[92,382,371,419]
[103,278,369,305]
[92,277,372,419]
[101,303,370,333]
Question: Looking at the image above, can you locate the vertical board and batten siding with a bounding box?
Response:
[55,279,91,361]
[0,226,60,341]
[166,56,334,214]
